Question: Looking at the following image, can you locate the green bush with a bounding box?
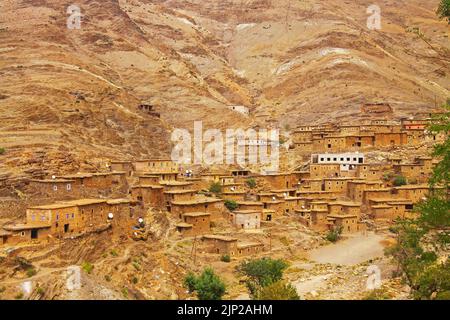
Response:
[104,275,111,282]
[393,175,407,186]
[110,249,118,257]
[209,182,222,194]
[224,200,238,211]
[0,147,5,155]
[221,254,231,263]
[183,268,226,300]
[326,226,343,243]
[132,276,138,284]
[256,280,299,300]
[238,258,288,297]
[26,268,37,278]
[14,293,23,300]
[246,178,257,189]
[36,287,45,295]
[81,261,94,274]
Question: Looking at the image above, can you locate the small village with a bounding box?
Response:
[0,109,445,301]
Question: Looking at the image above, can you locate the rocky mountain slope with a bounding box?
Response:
[0,0,449,178]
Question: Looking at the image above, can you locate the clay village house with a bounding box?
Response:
[200,235,264,257]
[176,212,211,237]
[229,210,261,229]
[1,198,137,245]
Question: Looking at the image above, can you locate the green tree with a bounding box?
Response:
[0,147,5,155]
[387,103,450,299]
[437,0,450,23]
[256,280,299,300]
[183,268,226,300]
[246,178,257,189]
[238,258,288,297]
[224,200,238,211]
[209,182,222,195]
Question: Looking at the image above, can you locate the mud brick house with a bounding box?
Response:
[170,197,224,219]
[295,141,313,152]
[327,214,361,234]
[231,169,251,178]
[309,164,341,178]
[110,161,133,177]
[261,199,285,215]
[270,188,297,198]
[312,136,346,152]
[134,159,179,174]
[221,190,247,201]
[222,182,245,193]
[322,177,354,193]
[295,208,312,227]
[164,190,198,209]
[106,198,137,234]
[130,185,164,208]
[1,222,51,245]
[355,163,389,180]
[262,209,276,222]
[236,200,264,212]
[137,175,160,185]
[298,178,323,191]
[343,134,375,150]
[148,172,179,182]
[27,178,79,200]
[24,199,110,238]
[368,198,414,220]
[347,180,384,201]
[283,197,302,214]
[392,163,430,183]
[236,242,264,256]
[230,210,261,229]
[374,132,408,147]
[259,172,298,189]
[256,193,281,202]
[362,188,393,205]
[176,212,211,237]
[391,184,432,202]
[328,201,361,218]
[201,234,239,255]
[56,172,117,197]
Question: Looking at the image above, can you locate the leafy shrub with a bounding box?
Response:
[221,255,231,263]
[81,261,94,274]
[183,268,226,300]
[14,293,23,300]
[209,182,222,194]
[326,226,343,243]
[104,275,111,282]
[393,175,407,186]
[110,249,118,257]
[224,200,238,211]
[256,280,299,300]
[36,287,45,295]
[26,268,37,278]
[246,178,257,189]
[0,147,5,155]
[132,276,138,284]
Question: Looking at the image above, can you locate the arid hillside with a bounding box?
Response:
[0,0,449,179]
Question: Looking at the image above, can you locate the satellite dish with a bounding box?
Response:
[52,175,56,179]
[108,213,114,219]
[138,218,144,224]
[302,206,305,209]
[231,187,235,191]
[272,196,276,201]
[283,193,287,197]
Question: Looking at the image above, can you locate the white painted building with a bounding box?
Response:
[311,153,365,171]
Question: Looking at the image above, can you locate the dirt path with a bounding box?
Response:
[308,232,386,266]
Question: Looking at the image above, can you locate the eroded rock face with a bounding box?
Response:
[0,0,448,173]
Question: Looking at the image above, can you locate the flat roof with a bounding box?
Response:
[327,214,358,219]
[237,242,263,249]
[330,201,361,207]
[232,210,261,214]
[3,222,51,231]
[236,201,264,206]
[107,198,131,205]
[29,199,107,210]
[183,212,211,217]
[164,189,197,194]
[160,181,193,186]
[29,179,75,183]
[171,198,223,205]
[176,223,193,228]
[202,234,237,242]
[132,184,164,189]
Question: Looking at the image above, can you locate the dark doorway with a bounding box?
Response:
[31,229,38,239]
[266,215,272,221]
[64,224,69,233]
